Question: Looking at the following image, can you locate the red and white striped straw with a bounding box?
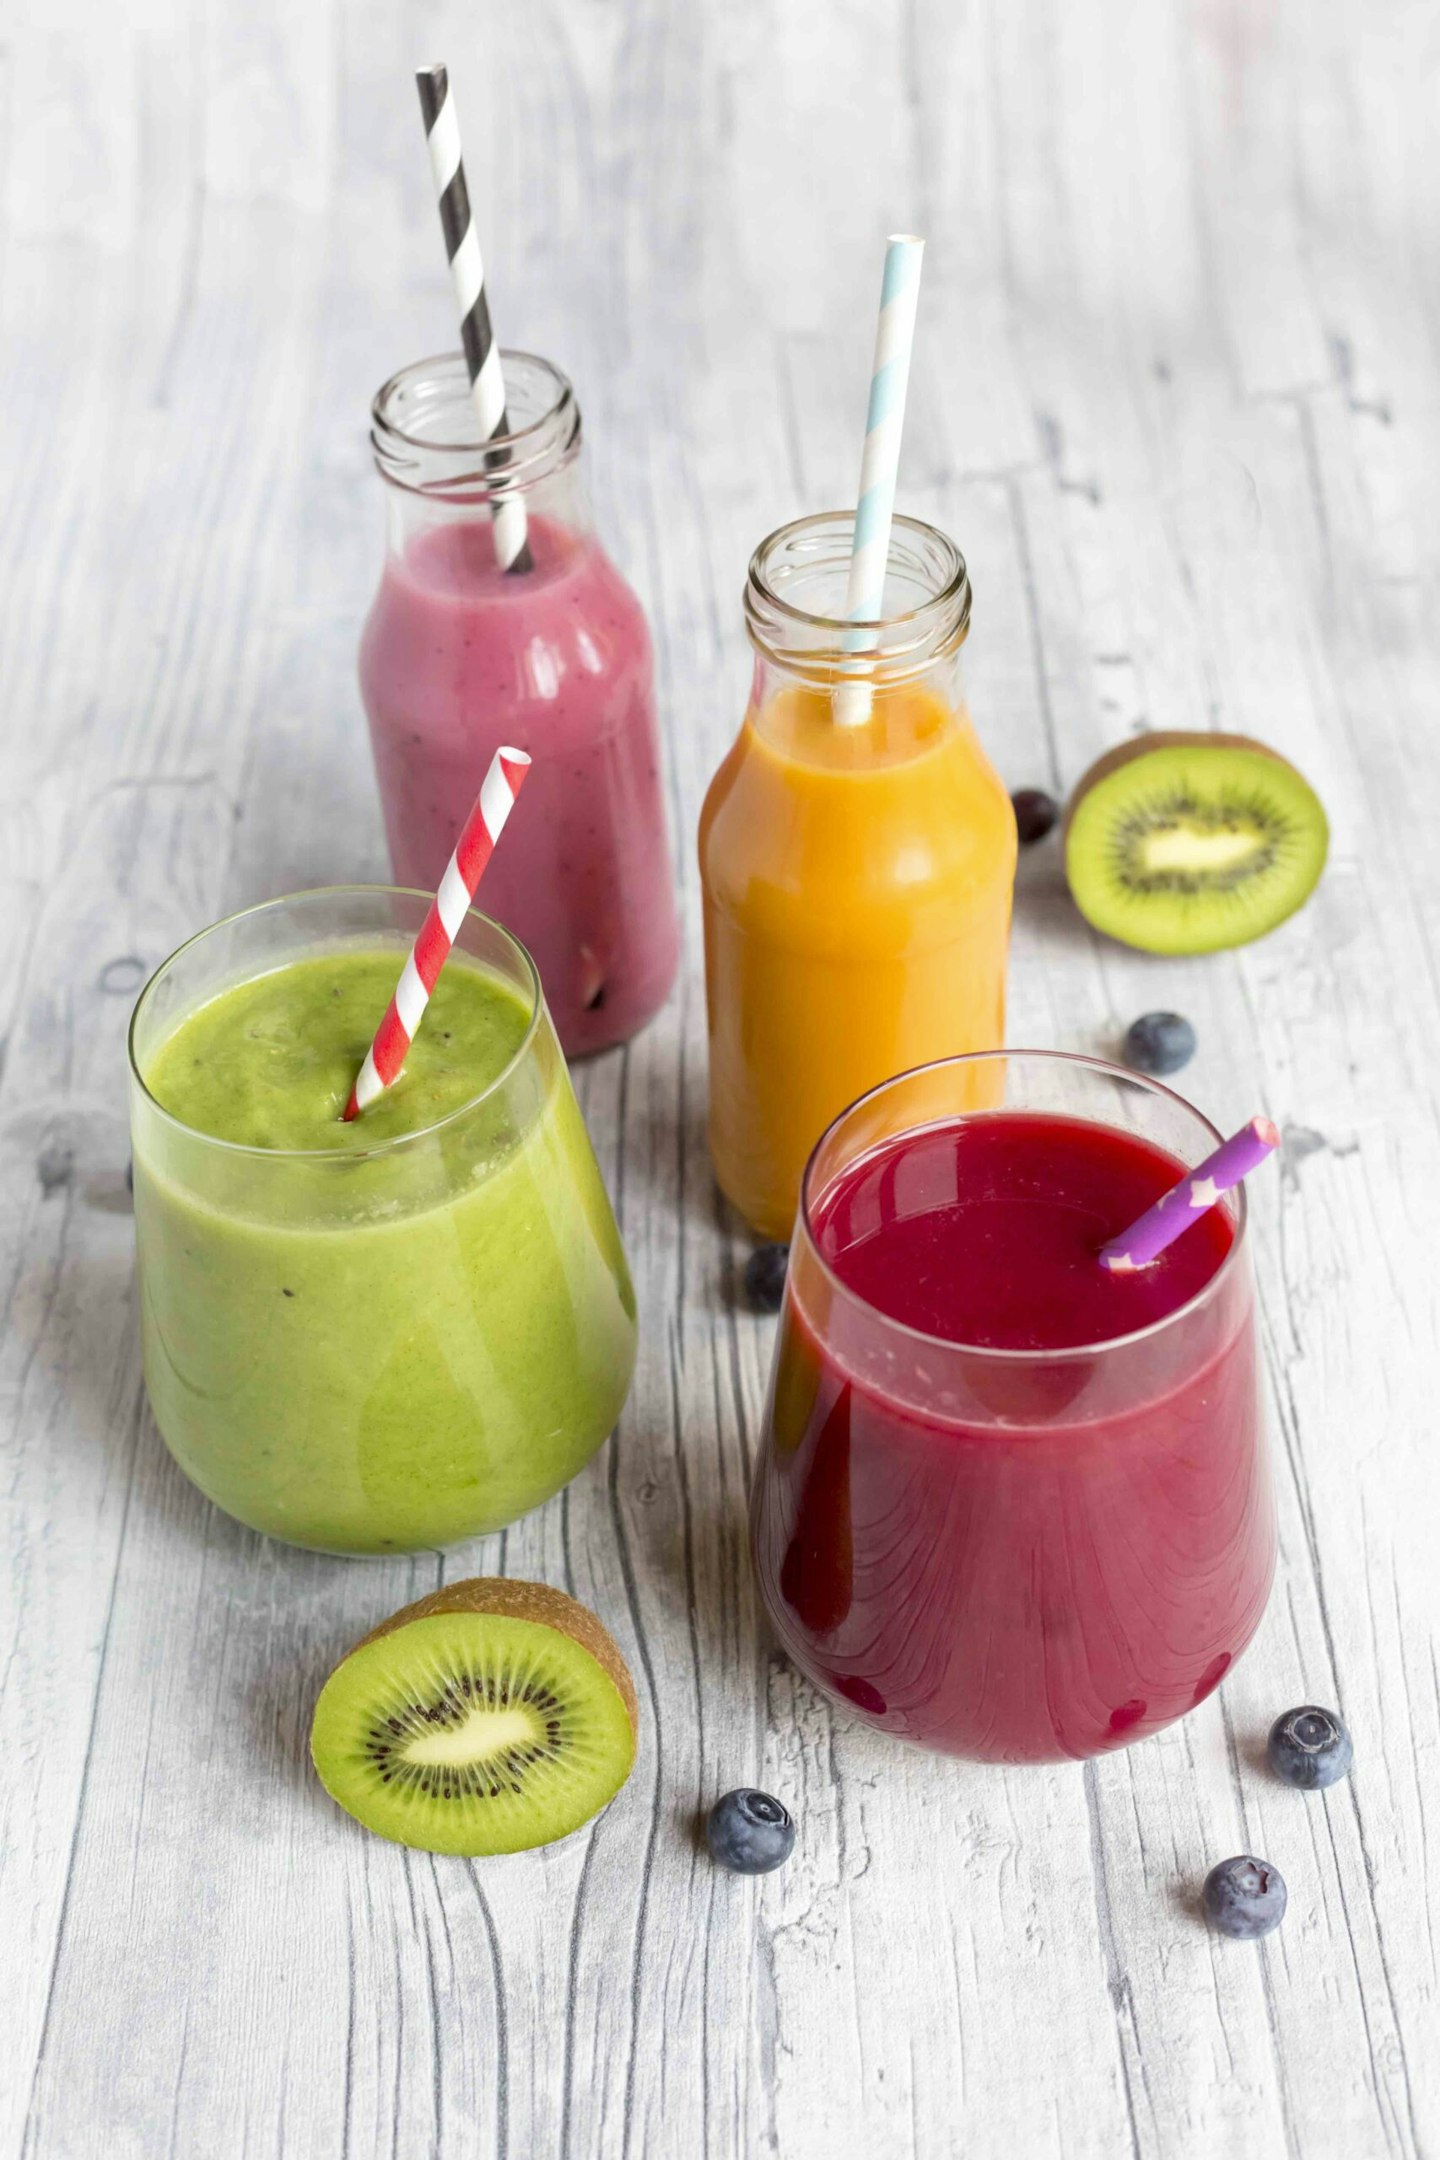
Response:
[344,747,532,1121]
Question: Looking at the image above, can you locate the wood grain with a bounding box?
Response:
[2,0,1437,2154]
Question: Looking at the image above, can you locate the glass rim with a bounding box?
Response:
[796,1048,1249,1364]
[127,885,546,1164]
[370,349,582,492]
[746,510,971,638]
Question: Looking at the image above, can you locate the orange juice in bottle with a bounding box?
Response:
[699,512,1016,1238]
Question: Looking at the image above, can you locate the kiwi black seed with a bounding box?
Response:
[310,1578,637,1856]
[1063,731,1328,954]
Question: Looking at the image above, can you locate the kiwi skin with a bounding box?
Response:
[348,1576,639,1735]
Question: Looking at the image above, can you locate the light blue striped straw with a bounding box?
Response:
[834,234,926,727]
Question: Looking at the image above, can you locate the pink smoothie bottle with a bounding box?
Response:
[359,350,679,1055]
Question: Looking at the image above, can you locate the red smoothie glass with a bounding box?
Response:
[751,1052,1275,1763]
[359,351,680,1057]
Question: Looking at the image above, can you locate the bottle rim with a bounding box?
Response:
[744,511,971,683]
[370,349,582,499]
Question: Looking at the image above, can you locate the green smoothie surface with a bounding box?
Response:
[144,948,532,1149]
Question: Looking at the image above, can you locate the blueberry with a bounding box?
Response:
[1203,1854,1287,1939]
[744,1243,789,1315]
[1268,1704,1353,1790]
[1122,1011,1196,1077]
[706,1788,796,1874]
[1011,788,1060,845]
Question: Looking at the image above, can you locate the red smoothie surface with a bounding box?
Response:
[812,1111,1232,1348]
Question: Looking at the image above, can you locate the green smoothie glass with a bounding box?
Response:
[129,889,637,1554]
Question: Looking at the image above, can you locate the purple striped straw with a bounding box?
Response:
[1099,1115,1280,1274]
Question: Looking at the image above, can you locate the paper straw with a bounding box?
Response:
[1099,1116,1280,1273]
[344,747,532,1120]
[833,234,926,729]
[416,64,532,574]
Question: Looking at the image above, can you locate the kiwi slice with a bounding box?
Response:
[1064,731,1328,954]
[310,1578,638,1856]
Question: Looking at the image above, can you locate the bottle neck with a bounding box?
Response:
[744,512,971,704]
[371,349,592,554]
[747,646,962,717]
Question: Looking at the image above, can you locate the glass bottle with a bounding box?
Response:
[698,511,1017,1237]
[359,350,679,1056]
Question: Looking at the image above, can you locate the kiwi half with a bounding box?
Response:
[310,1578,637,1856]
[1064,731,1328,954]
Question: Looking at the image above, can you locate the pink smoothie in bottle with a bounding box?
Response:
[359,352,679,1056]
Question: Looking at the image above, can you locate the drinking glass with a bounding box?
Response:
[750,1051,1274,1762]
[130,889,637,1555]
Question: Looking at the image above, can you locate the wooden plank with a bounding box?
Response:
[2,0,1438,2154]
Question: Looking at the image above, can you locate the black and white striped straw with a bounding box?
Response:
[416,64,532,573]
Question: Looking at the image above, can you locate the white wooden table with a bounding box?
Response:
[3,2,1437,2153]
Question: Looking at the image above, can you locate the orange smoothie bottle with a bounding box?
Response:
[699,512,1016,1237]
